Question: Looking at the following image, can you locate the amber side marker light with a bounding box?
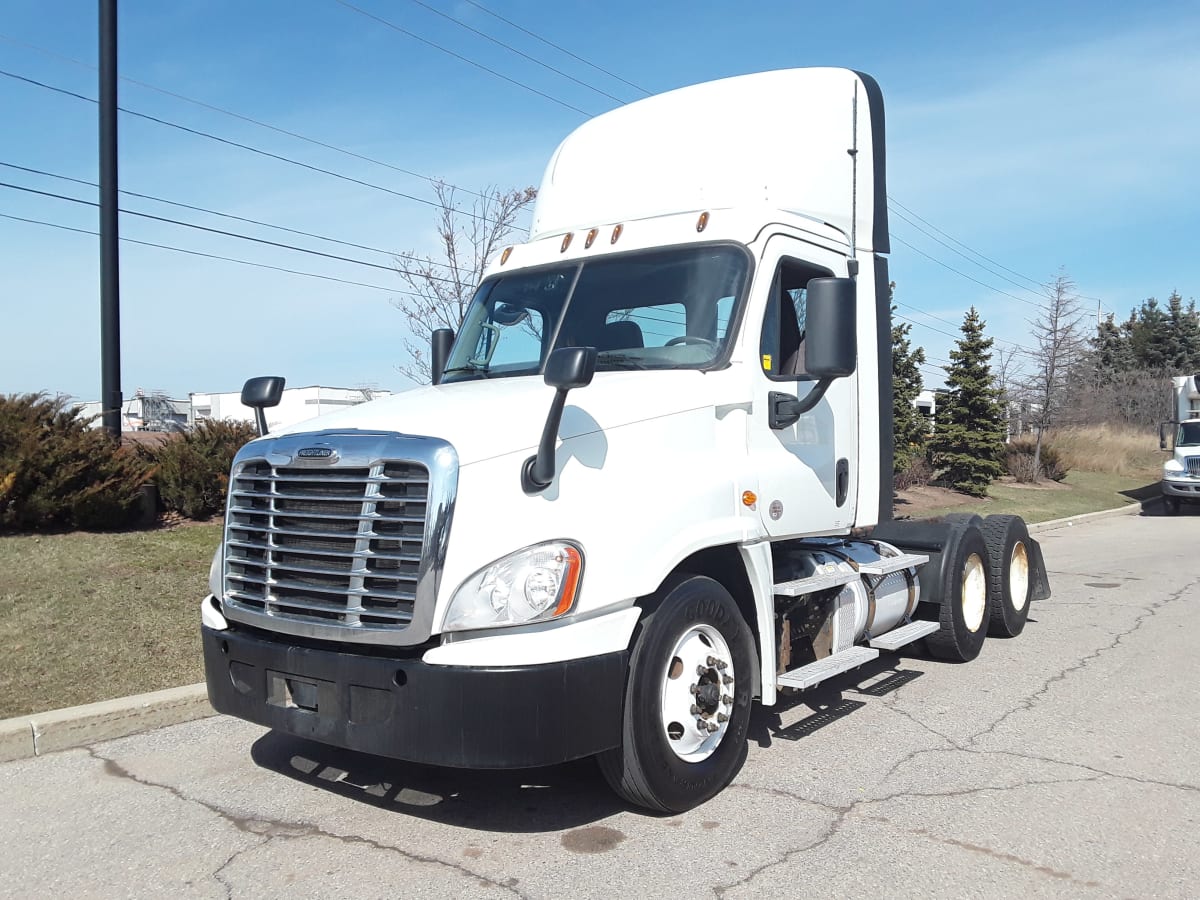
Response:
[584,228,598,249]
[554,546,584,616]
[611,224,623,244]
[697,211,710,232]
[561,232,573,252]
[500,246,512,265]
[742,491,757,508]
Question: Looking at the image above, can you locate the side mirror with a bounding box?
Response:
[522,347,598,494]
[1160,421,1176,451]
[544,345,598,391]
[804,277,857,378]
[241,376,285,436]
[431,328,454,385]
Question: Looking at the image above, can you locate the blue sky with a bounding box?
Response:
[2,0,1198,401]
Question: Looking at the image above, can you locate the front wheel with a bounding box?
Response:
[1163,494,1181,516]
[982,515,1033,638]
[925,524,990,662]
[598,575,755,813]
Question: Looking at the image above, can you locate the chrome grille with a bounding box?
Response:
[1186,456,1200,476]
[224,460,429,632]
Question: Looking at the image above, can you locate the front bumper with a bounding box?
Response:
[1161,478,1200,499]
[203,625,627,769]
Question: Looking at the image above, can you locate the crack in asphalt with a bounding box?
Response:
[859,813,1104,889]
[84,749,529,899]
[968,576,1199,748]
[715,577,1199,896]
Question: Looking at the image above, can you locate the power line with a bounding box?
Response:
[888,194,1050,292]
[0,68,510,227]
[889,230,1041,308]
[0,161,460,273]
[403,0,627,104]
[0,212,405,294]
[0,178,468,286]
[0,31,499,205]
[461,0,651,96]
[887,202,1047,299]
[332,0,591,116]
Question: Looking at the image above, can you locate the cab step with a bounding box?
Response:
[776,645,879,691]
[773,567,859,598]
[856,552,929,576]
[868,619,939,651]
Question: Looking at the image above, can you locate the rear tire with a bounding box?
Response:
[925,524,990,662]
[598,574,754,813]
[982,515,1032,638]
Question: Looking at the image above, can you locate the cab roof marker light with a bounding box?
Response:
[611,223,623,244]
[500,246,513,265]
[561,232,573,252]
[584,228,598,249]
[696,211,710,232]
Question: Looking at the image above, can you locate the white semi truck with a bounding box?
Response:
[1160,374,1200,514]
[202,68,1050,812]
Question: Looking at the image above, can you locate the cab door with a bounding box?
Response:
[745,236,858,537]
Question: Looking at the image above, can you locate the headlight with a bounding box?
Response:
[443,541,583,632]
[1164,459,1186,476]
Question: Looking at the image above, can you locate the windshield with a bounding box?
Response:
[442,245,749,382]
[1178,421,1200,447]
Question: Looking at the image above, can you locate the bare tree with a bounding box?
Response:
[394,181,537,382]
[1023,270,1085,477]
[992,344,1023,440]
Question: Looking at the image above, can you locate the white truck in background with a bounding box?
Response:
[202,68,1050,812]
[1160,374,1200,514]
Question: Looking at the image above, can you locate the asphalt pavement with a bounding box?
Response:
[2,507,1197,899]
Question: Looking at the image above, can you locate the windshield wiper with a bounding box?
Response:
[598,354,652,370]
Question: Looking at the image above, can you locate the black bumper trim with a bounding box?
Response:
[204,625,628,769]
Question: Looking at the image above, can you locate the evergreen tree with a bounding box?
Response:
[1166,291,1200,371]
[930,307,1005,497]
[890,288,927,475]
[1087,314,1134,386]
[1125,297,1172,371]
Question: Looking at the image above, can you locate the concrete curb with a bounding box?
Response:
[0,683,215,763]
[1027,496,1157,534]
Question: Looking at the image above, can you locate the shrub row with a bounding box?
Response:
[0,393,257,532]
[138,419,259,519]
[0,394,150,531]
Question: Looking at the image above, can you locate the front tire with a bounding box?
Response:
[982,515,1032,638]
[598,575,755,813]
[1163,494,1181,516]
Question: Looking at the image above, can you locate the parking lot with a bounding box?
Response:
[2,508,1196,899]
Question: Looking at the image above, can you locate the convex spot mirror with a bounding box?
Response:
[804,277,857,378]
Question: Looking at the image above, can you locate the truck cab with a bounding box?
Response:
[1160,374,1200,514]
[202,68,1049,812]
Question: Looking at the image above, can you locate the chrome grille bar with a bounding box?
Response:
[220,438,446,644]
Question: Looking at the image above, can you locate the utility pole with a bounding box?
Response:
[99,0,122,438]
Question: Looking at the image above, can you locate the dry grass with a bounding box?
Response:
[1048,424,1163,478]
[0,522,221,719]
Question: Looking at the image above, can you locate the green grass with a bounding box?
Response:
[0,522,222,719]
[907,470,1159,523]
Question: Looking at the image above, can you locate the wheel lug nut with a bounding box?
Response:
[722,676,733,685]
[696,665,707,676]
[707,722,720,733]
[689,684,698,695]
[721,695,733,705]
[717,713,728,723]
[690,704,700,715]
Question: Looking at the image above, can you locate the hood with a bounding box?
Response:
[269,370,720,466]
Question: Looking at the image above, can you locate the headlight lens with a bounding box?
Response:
[444,541,583,632]
[1164,459,1186,475]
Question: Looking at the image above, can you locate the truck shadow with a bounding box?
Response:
[249,731,622,832]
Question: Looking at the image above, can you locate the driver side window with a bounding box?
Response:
[760,258,830,380]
